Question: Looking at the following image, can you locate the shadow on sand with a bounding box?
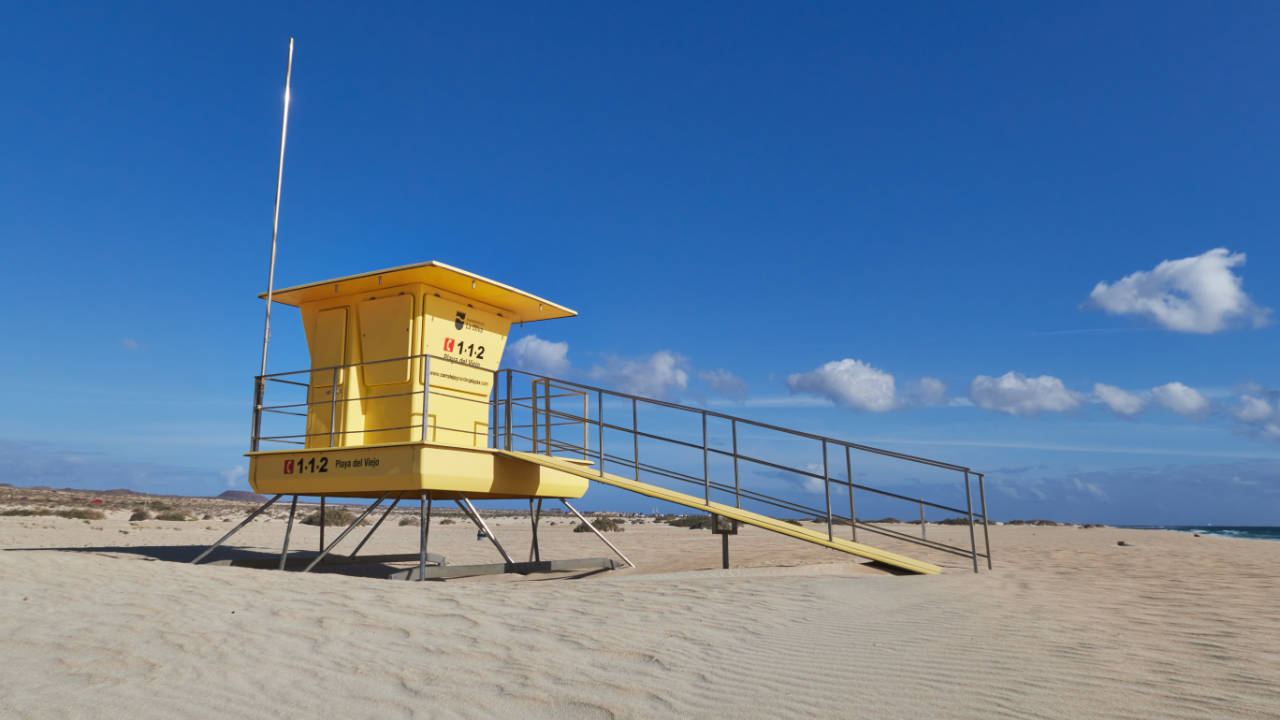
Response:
[2,545,432,579]
[3,545,617,581]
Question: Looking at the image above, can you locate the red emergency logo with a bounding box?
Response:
[283,459,295,474]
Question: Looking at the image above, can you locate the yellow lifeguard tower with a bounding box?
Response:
[191,259,990,580]
[244,261,590,502]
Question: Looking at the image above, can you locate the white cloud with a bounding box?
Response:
[1070,477,1106,499]
[785,359,896,412]
[800,475,826,494]
[969,372,1082,416]
[1087,248,1270,333]
[1151,382,1209,416]
[1093,383,1146,417]
[506,335,571,376]
[589,351,689,398]
[219,465,247,489]
[698,369,749,401]
[1234,395,1274,423]
[904,377,947,407]
[121,338,140,350]
[1229,387,1280,442]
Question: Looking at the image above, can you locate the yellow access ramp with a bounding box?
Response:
[500,450,942,575]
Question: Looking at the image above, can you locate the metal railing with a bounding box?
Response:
[250,355,992,572]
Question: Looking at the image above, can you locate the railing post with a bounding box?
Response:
[632,397,640,481]
[845,445,856,543]
[490,371,498,449]
[250,376,264,452]
[582,391,589,460]
[822,439,832,541]
[919,499,926,540]
[979,472,992,570]
[702,412,710,505]
[543,378,552,455]
[504,371,512,451]
[964,470,979,573]
[731,419,740,509]
[597,390,604,476]
[530,378,539,454]
[420,357,431,443]
[328,366,339,448]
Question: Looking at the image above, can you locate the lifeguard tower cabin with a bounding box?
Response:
[246,261,590,502]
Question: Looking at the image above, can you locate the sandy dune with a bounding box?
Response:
[2,501,1278,719]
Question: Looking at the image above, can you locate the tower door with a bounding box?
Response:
[305,307,348,448]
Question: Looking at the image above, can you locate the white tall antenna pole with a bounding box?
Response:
[259,37,294,378]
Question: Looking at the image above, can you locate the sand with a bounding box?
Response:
[2,498,1278,719]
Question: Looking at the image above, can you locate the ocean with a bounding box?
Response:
[1141,526,1280,542]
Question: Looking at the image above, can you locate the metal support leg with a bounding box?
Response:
[529,498,542,562]
[561,499,635,568]
[846,446,856,543]
[419,492,430,582]
[279,495,298,570]
[302,492,390,573]
[457,497,513,564]
[979,473,992,570]
[319,496,325,553]
[920,499,927,541]
[822,439,832,541]
[964,470,979,574]
[349,493,401,559]
[721,532,730,570]
[191,494,282,564]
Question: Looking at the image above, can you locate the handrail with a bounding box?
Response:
[499,367,991,572]
[523,402,986,518]
[249,353,993,572]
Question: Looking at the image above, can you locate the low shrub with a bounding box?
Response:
[129,509,152,521]
[57,508,106,520]
[810,516,851,526]
[573,517,625,533]
[0,508,45,517]
[301,507,355,526]
[663,515,711,530]
[154,511,190,521]
[439,518,456,525]
[398,516,417,526]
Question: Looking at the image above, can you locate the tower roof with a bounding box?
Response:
[260,260,576,322]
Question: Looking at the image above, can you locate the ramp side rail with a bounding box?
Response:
[249,354,992,572]
[493,369,991,573]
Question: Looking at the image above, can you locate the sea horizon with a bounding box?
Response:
[1127,525,1280,542]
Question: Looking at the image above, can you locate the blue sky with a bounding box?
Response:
[3,2,1280,524]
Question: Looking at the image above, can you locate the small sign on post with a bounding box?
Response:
[711,515,738,535]
[711,515,737,569]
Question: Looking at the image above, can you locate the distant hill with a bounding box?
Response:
[215,490,268,503]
